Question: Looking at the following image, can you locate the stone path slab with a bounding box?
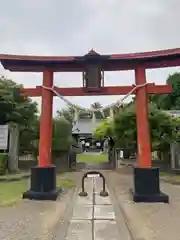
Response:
[94,220,120,240]
[65,177,121,240]
[94,205,115,219]
[72,204,93,220]
[95,194,111,205]
[75,193,93,205]
[65,220,92,240]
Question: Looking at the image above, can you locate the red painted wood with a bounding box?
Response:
[38,71,53,167]
[1,48,180,71]
[0,47,179,61]
[0,53,74,60]
[20,84,172,97]
[21,87,42,96]
[147,84,172,94]
[135,67,152,168]
[110,47,180,59]
[3,58,180,72]
[5,65,83,72]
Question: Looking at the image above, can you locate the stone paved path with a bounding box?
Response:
[64,175,132,240]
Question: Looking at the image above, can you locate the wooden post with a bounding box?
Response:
[38,70,53,167]
[135,67,152,168]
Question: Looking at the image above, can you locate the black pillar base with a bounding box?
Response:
[22,166,62,201]
[131,167,169,203]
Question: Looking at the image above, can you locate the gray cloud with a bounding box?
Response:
[0,0,180,115]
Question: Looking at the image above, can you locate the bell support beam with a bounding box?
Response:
[20,83,172,97]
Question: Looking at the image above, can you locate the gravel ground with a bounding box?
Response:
[0,171,82,240]
[105,170,180,240]
[3,168,179,240]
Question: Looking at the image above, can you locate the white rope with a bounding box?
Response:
[42,83,148,114]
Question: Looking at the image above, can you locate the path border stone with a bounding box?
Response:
[52,172,83,239]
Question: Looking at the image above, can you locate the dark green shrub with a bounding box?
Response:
[0,153,8,175]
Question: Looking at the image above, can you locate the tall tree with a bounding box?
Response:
[91,102,102,109]
[56,107,74,125]
[52,117,73,152]
[149,72,180,110]
[0,76,39,153]
[0,76,38,125]
[91,102,104,119]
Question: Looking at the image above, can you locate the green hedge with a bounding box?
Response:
[31,136,74,159]
[0,153,8,175]
[52,136,73,152]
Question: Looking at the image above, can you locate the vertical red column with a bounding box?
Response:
[135,67,152,168]
[38,70,53,167]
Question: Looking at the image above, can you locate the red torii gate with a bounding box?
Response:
[0,48,177,202]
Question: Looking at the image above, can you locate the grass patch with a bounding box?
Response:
[0,171,30,179]
[77,153,108,164]
[56,177,74,188]
[160,172,169,177]
[0,175,74,207]
[160,171,180,180]
[0,180,28,207]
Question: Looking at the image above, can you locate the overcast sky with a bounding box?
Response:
[0,0,180,115]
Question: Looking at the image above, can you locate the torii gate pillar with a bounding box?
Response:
[135,67,151,168]
[39,70,53,167]
[23,70,61,201]
[132,67,169,203]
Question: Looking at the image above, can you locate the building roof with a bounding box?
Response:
[1,48,180,72]
[72,119,103,135]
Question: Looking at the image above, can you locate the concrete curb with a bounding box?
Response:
[52,172,83,239]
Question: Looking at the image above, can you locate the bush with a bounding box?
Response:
[0,153,8,175]
[52,136,73,152]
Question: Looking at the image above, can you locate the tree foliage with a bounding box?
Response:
[0,76,39,154]
[149,72,180,110]
[93,118,113,140]
[19,117,40,153]
[56,107,74,125]
[0,76,38,125]
[52,117,73,151]
[31,116,75,156]
[93,103,179,149]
